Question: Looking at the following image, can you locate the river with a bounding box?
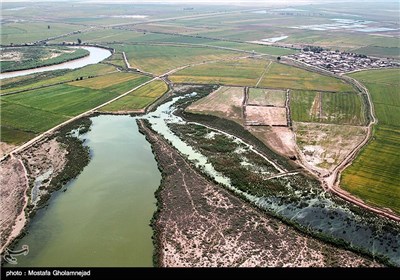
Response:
[12,116,161,267]
[0,46,111,80]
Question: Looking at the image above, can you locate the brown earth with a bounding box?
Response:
[248,126,298,158]
[139,120,381,267]
[0,138,67,253]
[0,142,17,158]
[0,157,28,252]
[246,106,287,126]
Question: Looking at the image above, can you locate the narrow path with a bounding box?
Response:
[255,61,272,87]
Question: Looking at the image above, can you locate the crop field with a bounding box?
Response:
[100,79,168,112]
[1,72,149,144]
[0,47,89,72]
[170,58,267,86]
[105,52,127,68]
[290,90,365,125]
[259,62,355,92]
[0,64,118,94]
[341,69,400,214]
[248,88,286,107]
[187,86,244,125]
[114,44,240,75]
[0,22,86,46]
[352,46,400,59]
[68,72,149,94]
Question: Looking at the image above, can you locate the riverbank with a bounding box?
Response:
[138,119,381,267]
[0,118,91,255]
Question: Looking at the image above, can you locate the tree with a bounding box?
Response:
[48,25,50,29]
[277,56,281,62]
[77,38,82,45]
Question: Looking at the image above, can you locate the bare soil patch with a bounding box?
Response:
[246,106,287,126]
[293,122,367,173]
[0,51,22,62]
[248,126,298,158]
[0,142,17,158]
[187,86,244,125]
[0,138,67,253]
[0,157,28,252]
[139,120,380,267]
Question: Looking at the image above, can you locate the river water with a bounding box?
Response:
[9,94,400,267]
[0,46,111,80]
[12,116,161,267]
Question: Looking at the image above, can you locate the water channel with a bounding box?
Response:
[0,46,111,80]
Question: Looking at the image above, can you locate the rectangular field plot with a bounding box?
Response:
[187,86,244,125]
[248,88,286,107]
[258,62,355,92]
[341,126,400,214]
[171,58,267,87]
[100,79,168,112]
[246,106,287,126]
[115,44,240,75]
[290,90,365,125]
[68,72,149,93]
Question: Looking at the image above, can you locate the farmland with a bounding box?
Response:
[100,79,168,112]
[1,64,118,94]
[170,58,267,86]
[113,44,241,75]
[341,69,400,214]
[1,72,149,144]
[258,63,355,92]
[290,90,365,125]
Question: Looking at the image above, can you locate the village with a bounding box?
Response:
[287,48,400,74]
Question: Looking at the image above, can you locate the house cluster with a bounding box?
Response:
[288,50,400,74]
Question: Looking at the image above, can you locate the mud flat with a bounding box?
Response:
[138,119,380,267]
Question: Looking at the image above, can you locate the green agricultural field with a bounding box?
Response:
[1,64,118,94]
[290,90,365,125]
[1,73,150,144]
[170,58,267,86]
[113,44,240,75]
[342,69,400,214]
[1,22,86,45]
[342,126,400,214]
[68,72,150,94]
[353,46,400,59]
[206,41,297,56]
[0,47,89,72]
[259,62,355,92]
[100,79,168,111]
